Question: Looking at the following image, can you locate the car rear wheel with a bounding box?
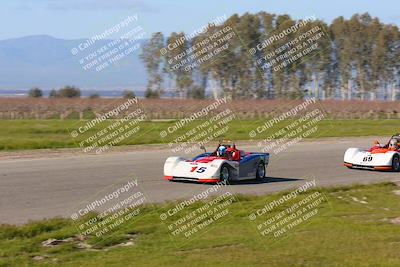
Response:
[392,155,400,172]
[256,162,266,180]
[220,165,230,183]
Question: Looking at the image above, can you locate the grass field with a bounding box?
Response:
[1,182,400,266]
[0,119,400,151]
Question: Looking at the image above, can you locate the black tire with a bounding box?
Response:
[256,162,266,180]
[392,155,400,172]
[220,164,231,183]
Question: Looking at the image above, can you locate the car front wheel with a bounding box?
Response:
[256,162,266,180]
[220,165,230,183]
[392,155,400,172]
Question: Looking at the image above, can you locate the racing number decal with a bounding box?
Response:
[363,156,373,162]
[197,167,207,173]
[190,166,207,173]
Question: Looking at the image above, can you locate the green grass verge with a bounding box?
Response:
[0,119,399,151]
[1,182,400,266]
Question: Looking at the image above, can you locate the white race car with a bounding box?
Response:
[164,142,269,183]
[344,134,400,171]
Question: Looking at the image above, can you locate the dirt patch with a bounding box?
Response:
[351,196,368,204]
[390,217,400,225]
[41,233,139,251]
[32,255,58,262]
[176,243,243,254]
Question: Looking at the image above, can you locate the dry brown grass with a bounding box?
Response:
[0,98,399,119]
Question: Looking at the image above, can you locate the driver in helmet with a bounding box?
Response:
[217,145,227,157]
[388,139,399,151]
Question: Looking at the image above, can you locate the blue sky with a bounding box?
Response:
[1,0,399,40]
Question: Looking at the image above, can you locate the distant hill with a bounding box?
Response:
[0,35,147,90]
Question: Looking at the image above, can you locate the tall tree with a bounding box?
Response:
[165,32,193,98]
[140,32,165,98]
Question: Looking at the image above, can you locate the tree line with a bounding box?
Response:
[28,87,136,99]
[140,12,400,100]
[28,86,82,98]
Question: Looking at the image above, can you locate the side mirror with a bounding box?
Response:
[200,145,206,153]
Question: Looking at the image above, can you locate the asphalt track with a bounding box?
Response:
[1,137,399,224]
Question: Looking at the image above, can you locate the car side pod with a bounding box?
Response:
[373,166,393,171]
[163,176,220,183]
[198,178,221,183]
[343,162,393,171]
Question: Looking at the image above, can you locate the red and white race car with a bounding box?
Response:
[164,142,269,183]
[344,134,400,171]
